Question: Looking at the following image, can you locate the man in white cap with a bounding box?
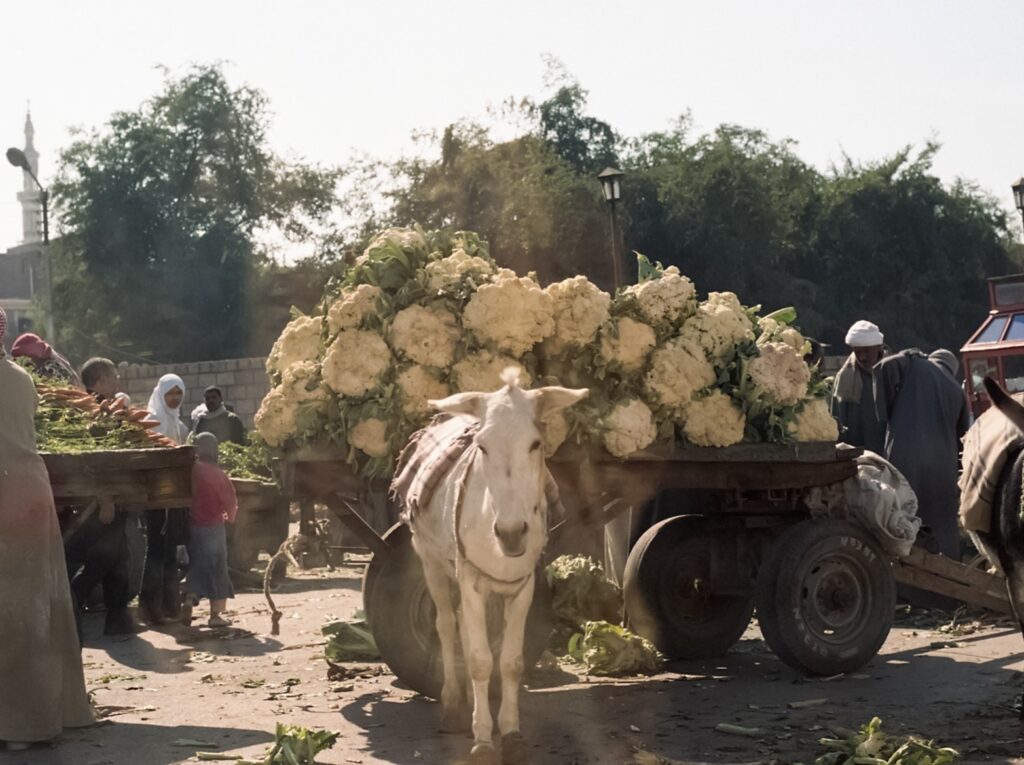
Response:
[831,320,887,454]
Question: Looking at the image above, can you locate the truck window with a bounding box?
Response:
[1003,355,1024,394]
[969,358,999,393]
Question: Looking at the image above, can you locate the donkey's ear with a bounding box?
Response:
[429,391,485,418]
[530,386,589,420]
[984,376,1024,434]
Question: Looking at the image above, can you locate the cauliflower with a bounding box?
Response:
[321,329,392,397]
[540,410,570,457]
[600,317,657,372]
[544,276,612,353]
[746,342,811,407]
[682,292,755,361]
[254,386,297,448]
[349,417,390,457]
[602,399,657,458]
[623,266,697,329]
[788,398,839,442]
[280,360,331,404]
[390,304,461,367]
[361,227,428,261]
[682,391,746,447]
[757,316,811,356]
[326,284,382,336]
[424,248,495,292]
[397,365,449,415]
[267,315,321,377]
[452,350,532,393]
[462,271,555,356]
[644,336,716,411]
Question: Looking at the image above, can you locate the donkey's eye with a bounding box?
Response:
[529,440,541,453]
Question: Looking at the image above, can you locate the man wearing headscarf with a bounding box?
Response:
[11,332,81,387]
[0,307,95,748]
[831,320,887,454]
[874,348,972,563]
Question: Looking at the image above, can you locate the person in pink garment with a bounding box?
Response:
[181,433,238,628]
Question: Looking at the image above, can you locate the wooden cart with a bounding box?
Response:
[278,441,1011,698]
[227,478,291,571]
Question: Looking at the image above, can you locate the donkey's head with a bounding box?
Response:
[430,368,588,558]
[983,376,1024,434]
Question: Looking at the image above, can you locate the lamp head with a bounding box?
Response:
[5,147,29,171]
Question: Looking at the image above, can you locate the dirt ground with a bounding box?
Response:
[9,560,1024,765]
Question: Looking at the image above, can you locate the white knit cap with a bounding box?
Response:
[845,320,884,348]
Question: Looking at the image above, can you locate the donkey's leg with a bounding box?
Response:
[421,558,464,732]
[1003,565,1024,718]
[460,575,497,762]
[497,574,534,765]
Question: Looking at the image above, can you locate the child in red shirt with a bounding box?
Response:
[182,433,238,628]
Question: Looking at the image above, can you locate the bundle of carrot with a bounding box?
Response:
[35,383,177,453]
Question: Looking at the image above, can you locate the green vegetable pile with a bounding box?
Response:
[322,618,379,663]
[546,555,623,641]
[568,620,663,676]
[814,717,959,765]
[218,439,274,482]
[200,723,339,764]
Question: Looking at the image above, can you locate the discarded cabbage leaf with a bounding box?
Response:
[814,717,960,765]
[545,555,623,633]
[322,619,380,662]
[568,620,663,676]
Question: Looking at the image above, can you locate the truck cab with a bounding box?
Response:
[961,273,1024,418]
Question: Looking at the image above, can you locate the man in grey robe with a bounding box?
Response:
[831,320,887,454]
[874,348,971,560]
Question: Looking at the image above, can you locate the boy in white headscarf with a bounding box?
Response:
[831,320,888,454]
[139,374,190,624]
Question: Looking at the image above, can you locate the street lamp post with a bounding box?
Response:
[1012,177,1024,231]
[6,147,53,339]
[597,166,625,290]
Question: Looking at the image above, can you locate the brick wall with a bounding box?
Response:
[117,357,270,427]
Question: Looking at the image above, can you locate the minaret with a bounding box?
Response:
[17,111,42,244]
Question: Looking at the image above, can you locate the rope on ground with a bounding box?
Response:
[264,535,304,636]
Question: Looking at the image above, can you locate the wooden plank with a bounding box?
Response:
[899,547,999,591]
[552,441,859,465]
[42,446,195,475]
[893,562,1012,614]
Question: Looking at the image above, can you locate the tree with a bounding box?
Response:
[52,64,339,363]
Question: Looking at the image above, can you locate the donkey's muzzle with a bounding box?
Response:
[494,521,529,558]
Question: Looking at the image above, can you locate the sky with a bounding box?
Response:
[1,0,1023,253]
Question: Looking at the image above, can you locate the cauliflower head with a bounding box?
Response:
[757,316,811,356]
[424,248,495,292]
[390,304,461,367]
[267,315,322,377]
[644,336,716,411]
[600,317,657,372]
[349,417,390,458]
[321,329,392,397]
[624,266,697,329]
[788,398,839,442]
[602,399,657,458]
[326,284,382,336]
[682,390,746,447]
[397,364,449,415]
[682,292,755,361]
[747,341,811,407]
[544,276,612,353]
[462,272,555,356]
[280,361,331,405]
[254,386,298,448]
[452,350,532,393]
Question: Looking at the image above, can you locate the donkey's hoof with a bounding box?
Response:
[469,743,497,764]
[439,704,471,734]
[501,732,529,765]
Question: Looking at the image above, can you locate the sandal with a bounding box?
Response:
[208,615,231,628]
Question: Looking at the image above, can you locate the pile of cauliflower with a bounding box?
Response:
[255,227,837,475]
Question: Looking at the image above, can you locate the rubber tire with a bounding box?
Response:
[363,524,554,700]
[756,518,895,675]
[623,515,754,660]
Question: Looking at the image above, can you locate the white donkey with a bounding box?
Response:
[403,370,587,765]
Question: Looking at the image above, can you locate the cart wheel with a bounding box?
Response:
[623,515,754,660]
[756,518,894,675]
[363,524,553,700]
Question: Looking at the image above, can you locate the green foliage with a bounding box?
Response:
[545,555,623,642]
[52,64,340,363]
[217,439,273,481]
[567,620,663,676]
[321,619,380,662]
[813,717,959,765]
